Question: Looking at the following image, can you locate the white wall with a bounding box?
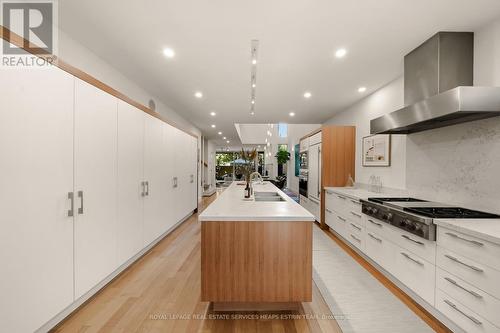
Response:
[324,77,407,189]
[57,29,203,201]
[323,16,500,213]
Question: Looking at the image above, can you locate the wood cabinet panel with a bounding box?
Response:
[201,221,312,302]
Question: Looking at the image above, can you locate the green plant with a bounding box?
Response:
[275,149,290,165]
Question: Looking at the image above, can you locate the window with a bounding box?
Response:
[278,123,288,138]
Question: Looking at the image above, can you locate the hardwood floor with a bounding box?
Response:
[53,194,341,333]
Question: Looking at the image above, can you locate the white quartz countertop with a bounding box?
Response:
[323,187,392,201]
[434,218,500,245]
[199,182,315,222]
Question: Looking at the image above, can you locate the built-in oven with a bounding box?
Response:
[299,171,308,197]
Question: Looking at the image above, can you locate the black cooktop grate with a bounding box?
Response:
[368,197,427,205]
[404,207,500,219]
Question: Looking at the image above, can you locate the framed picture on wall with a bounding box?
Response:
[294,144,300,176]
[362,134,391,167]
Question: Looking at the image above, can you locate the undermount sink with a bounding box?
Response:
[254,191,286,202]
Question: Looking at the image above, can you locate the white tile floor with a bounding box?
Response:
[313,225,435,333]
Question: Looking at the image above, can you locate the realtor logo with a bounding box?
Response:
[1,0,57,67]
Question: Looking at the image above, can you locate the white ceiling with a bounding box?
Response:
[58,0,500,146]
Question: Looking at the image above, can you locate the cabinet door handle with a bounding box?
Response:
[326,208,333,214]
[309,197,319,205]
[77,191,84,215]
[368,219,382,227]
[145,181,149,196]
[444,254,483,272]
[401,252,423,266]
[337,195,346,200]
[350,223,362,231]
[351,200,361,205]
[68,192,74,217]
[401,234,424,245]
[337,216,346,222]
[444,277,483,299]
[445,232,484,246]
[350,211,362,218]
[443,299,482,326]
[190,174,194,183]
[368,233,382,243]
[350,234,361,243]
[141,181,146,197]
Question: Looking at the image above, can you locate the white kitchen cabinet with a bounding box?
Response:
[74,79,118,299]
[143,114,171,245]
[0,68,75,333]
[308,143,321,202]
[117,101,145,265]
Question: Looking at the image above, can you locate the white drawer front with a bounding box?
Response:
[437,246,500,300]
[438,227,500,272]
[395,249,435,305]
[436,289,499,333]
[437,268,500,328]
[347,198,362,215]
[346,221,364,252]
[392,228,436,264]
[329,210,349,239]
[365,230,398,276]
[328,191,350,215]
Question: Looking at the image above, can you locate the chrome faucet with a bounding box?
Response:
[249,172,264,185]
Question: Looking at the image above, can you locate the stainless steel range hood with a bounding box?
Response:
[371,32,500,134]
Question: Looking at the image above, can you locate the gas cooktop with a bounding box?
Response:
[404,207,500,219]
[361,197,500,241]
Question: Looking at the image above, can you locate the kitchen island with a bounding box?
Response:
[199,181,315,310]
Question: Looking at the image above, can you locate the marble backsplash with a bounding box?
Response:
[406,117,500,214]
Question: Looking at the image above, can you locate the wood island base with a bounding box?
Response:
[201,220,313,307]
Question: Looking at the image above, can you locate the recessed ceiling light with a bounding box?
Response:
[210,111,216,116]
[194,91,203,98]
[335,48,347,58]
[218,131,222,135]
[289,112,295,117]
[252,59,257,65]
[303,92,312,99]
[227,140,230,143]
[163,47,175,58]
[252,83,256,88]
[223,137,226,140]
[250,112,255,115]
[257,145,261,148]
[358,86,367,93]
[251,100,255,104]
[211,124,216,128]
[267,142,270,147]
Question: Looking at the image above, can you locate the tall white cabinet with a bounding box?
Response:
[74,79,119,299]
[0,69,75,333]
[0,66,198,332]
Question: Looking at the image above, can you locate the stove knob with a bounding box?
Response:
[372,208,378,214]
[399,219,408,227]
[408,223,417,231]
[362,206,370,214]
[386,213,393,221]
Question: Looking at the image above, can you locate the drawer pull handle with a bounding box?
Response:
[337,195,346,200]
[444,277,483,299]
[326,208,333,214]
[350,223,362,231]
[401,235,424,245]
[401,252,424,266]
[350,211,362,218]
[326,190,332,195]
[351,200,361,205]
[350,234,361,243]
[444,254,484,272]
[445,232,484,246]
[368,219,382,227]
[444,299,482,326]
[337,216,346,222]
[368,233,382,243]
